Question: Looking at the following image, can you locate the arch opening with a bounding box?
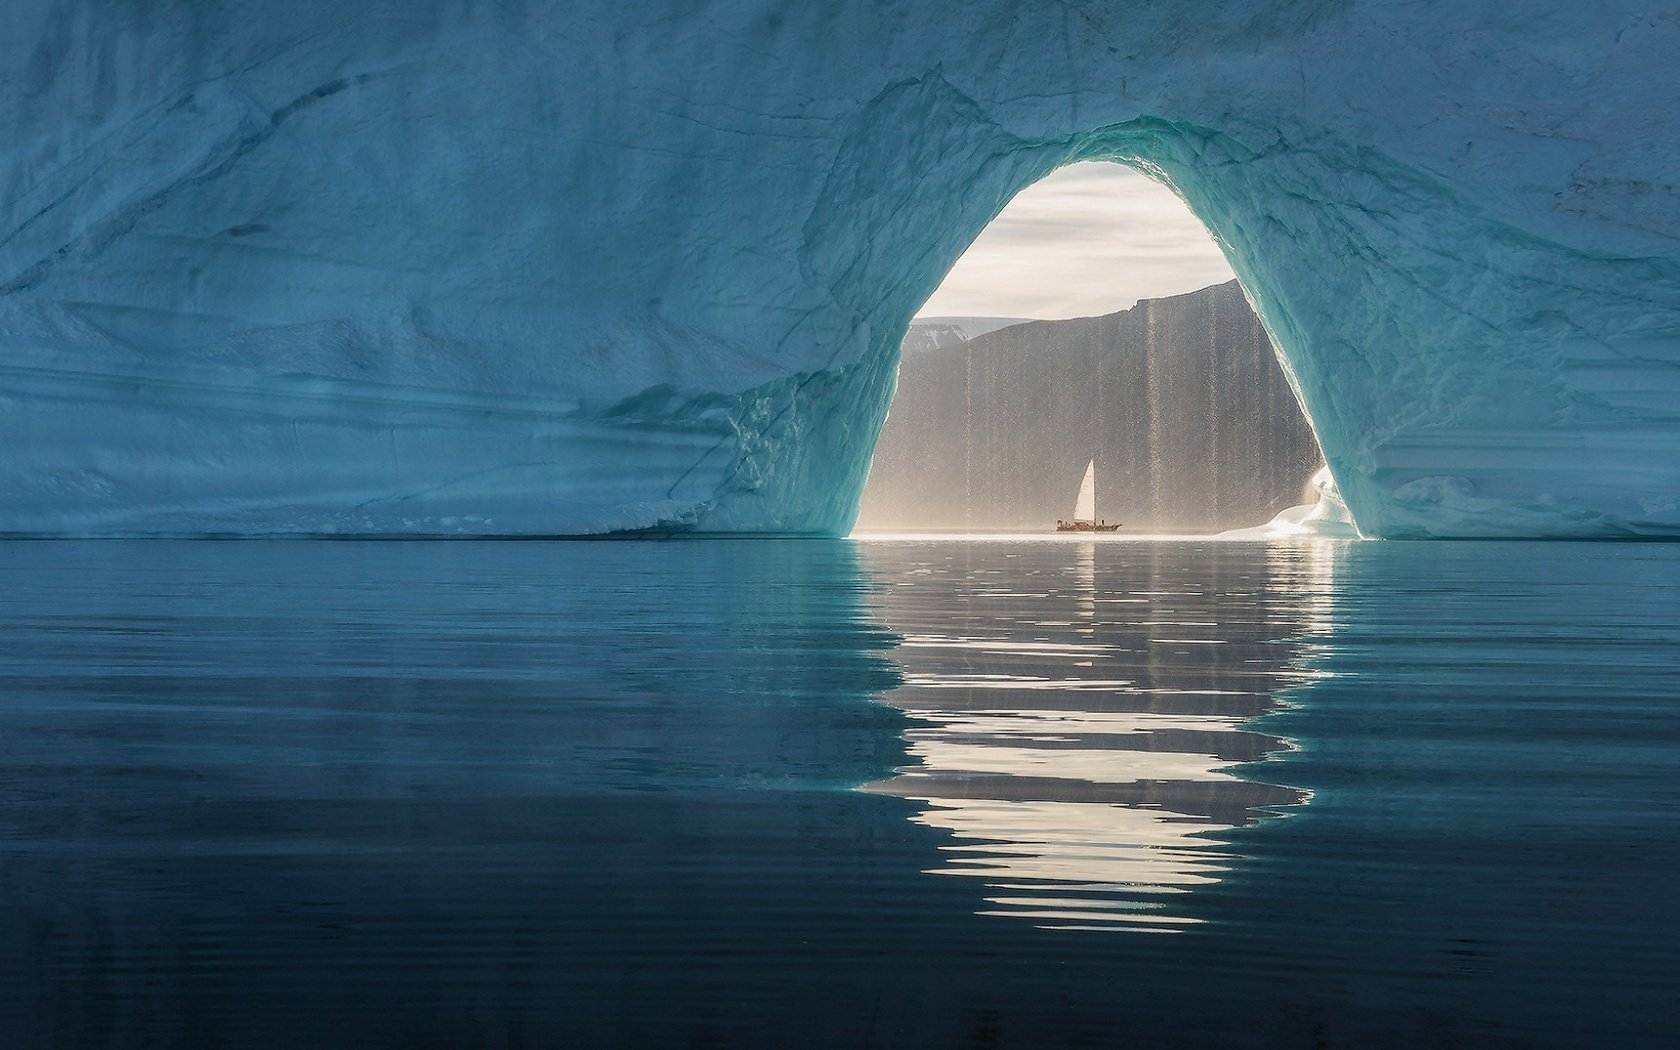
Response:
[853,156,1348,537]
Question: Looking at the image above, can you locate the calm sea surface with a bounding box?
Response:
[1,538,1675,1048]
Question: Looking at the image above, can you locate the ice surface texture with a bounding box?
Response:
[2,2,1677,536]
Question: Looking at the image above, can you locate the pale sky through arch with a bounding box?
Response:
[915,161,1237,321]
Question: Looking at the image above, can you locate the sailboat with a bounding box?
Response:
[1055,459,1122,532]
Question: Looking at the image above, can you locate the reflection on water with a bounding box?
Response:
[861,539,1324,930]
[3,537,1678,1048]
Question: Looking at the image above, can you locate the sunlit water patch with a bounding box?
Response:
[860,540,1317,931]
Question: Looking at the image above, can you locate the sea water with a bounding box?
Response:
[0,538,1675,1048]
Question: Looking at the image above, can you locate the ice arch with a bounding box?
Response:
[2,1,1677,537]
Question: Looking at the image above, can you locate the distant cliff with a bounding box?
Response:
[858,281,1323,532]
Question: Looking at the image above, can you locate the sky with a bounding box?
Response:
[915,161,1236,321]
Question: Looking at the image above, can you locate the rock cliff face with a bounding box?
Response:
[2,2,1676,535]
[858,283,1322,532]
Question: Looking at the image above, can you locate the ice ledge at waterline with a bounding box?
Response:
[1219,468,1361,541]
[2,1,1678,537]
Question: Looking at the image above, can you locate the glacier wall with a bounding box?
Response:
[2,1,1677,536]
[859,282,1326,532]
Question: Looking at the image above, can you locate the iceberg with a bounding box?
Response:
[2,1,1676,536]
[1219,467,1362,541]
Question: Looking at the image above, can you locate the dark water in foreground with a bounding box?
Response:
[1,539,1676,1048]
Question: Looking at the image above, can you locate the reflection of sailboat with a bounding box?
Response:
[1056,459,1121,532]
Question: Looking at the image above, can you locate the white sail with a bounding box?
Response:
[1074,459,1096,522]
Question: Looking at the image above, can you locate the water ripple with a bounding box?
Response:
[861,539,1319,932]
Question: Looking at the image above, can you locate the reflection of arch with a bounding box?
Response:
[860,540,1329,932]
